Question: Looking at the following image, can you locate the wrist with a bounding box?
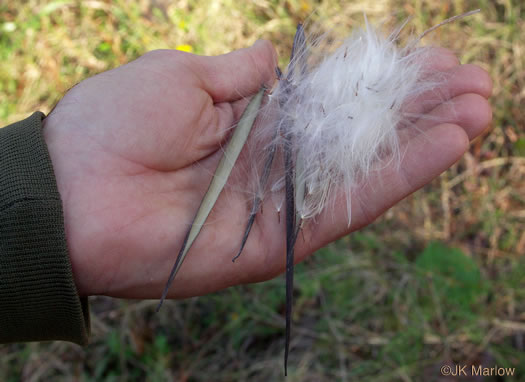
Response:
[42,113,88,296]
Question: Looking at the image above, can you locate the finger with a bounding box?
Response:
[404,64,493,116]
[198,40,278,103]
[413,93,493,140]
[300,123,469,254]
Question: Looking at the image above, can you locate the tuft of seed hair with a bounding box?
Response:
[261,16,443,227]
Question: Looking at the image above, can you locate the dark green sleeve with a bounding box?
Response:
[0,112,90,345]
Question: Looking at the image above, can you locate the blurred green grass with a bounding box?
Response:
[1,0,524,380]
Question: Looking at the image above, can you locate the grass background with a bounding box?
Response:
[1,0,524,380]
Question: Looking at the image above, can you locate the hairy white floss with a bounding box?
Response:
[258,17,446,226]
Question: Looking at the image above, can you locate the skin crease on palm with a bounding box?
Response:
[41,39,493,300]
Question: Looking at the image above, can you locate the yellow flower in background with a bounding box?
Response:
[300,0,311,12]
[176,44,193,53]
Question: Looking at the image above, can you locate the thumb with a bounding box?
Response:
[198,40,278,102]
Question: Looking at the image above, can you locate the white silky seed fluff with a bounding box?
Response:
[259,17,443,226]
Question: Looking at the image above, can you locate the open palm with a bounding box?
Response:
[42,40,492,299]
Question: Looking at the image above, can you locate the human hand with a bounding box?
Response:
[42,41,492,299]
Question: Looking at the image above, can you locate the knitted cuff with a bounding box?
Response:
[0,112,90,345]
